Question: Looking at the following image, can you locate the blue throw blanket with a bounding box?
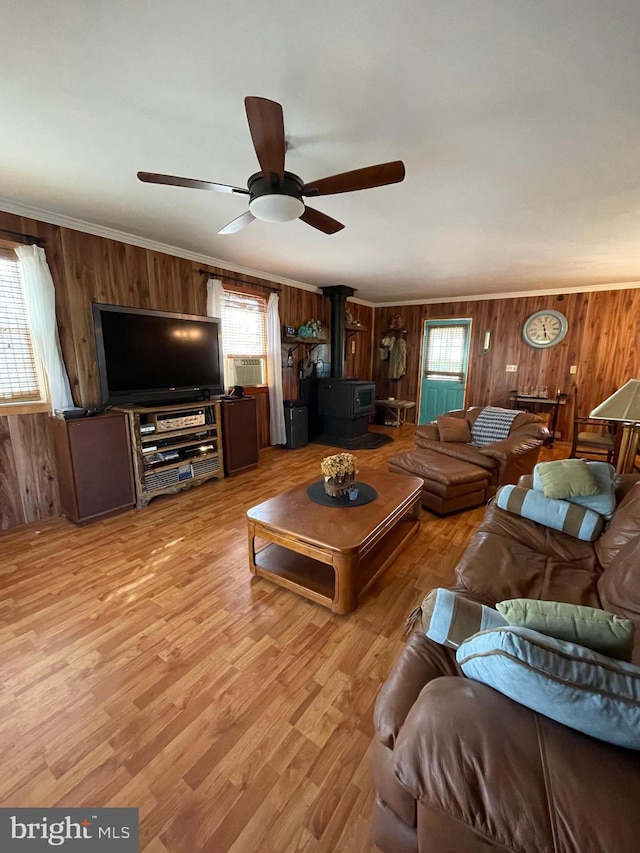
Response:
[471,406,520,446]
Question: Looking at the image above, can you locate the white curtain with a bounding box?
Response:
[16,244,73,413]
[206,277,224,318]
[267,292,286,445]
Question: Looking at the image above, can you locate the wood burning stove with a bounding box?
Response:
[318,379,376,439]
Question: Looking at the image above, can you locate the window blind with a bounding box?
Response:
[0,254,43,403]
[221,290,267,357]
[221,289,268,387]
[425,324,468,381]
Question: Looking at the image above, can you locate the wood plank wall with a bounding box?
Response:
[0,209,374,529]
[372,289,640,434]
[2,205,637,530]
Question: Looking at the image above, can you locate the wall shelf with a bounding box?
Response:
[282,335,328,357]
[282,335,328,345]
[346,324,367,339]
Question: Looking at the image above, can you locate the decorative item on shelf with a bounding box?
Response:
[321,452,358,498]
[285,325,297,337]
[345,308,362,329]
[298,318,322,338]
[389,313,405,331]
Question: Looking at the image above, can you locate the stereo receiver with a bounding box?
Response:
[156,410,206,432]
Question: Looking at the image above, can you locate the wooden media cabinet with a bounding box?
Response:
[118,400,225,507]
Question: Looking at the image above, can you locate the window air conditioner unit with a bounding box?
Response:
[233,358,263,385]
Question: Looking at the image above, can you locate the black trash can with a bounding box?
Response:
[283,400,308,449]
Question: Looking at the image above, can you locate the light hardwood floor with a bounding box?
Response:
[0,427,563,852]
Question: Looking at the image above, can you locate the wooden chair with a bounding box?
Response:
[569,386,616,463]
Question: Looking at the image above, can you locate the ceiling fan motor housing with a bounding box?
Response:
[248,171,305,222]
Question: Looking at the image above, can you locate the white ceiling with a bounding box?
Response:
[2,1,640,304]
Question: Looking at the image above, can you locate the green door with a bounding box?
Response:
[419,320,471,425]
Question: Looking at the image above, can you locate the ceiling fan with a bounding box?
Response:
[137,96,405,235]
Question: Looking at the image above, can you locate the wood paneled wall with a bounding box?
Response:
[2,205,636,530]
[0,209,373,529]
[372,289,640,435]
[344,301,374,381]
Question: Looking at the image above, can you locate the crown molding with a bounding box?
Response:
[3,197,636,308]
[0,197,321,294]
[373,280,640,307]
[346,296,376,308]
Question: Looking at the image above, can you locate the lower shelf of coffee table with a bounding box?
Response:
[252,513,419,611]
[253,545,335,601]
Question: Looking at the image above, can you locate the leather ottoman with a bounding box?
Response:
[388,449,490,514]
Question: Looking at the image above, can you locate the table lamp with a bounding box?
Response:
[590,379,640,474]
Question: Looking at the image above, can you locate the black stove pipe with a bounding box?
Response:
[322,285,356,378]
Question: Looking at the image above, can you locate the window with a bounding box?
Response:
[425,324,468,381]
[0,249,47,409]
[220,289,268,389]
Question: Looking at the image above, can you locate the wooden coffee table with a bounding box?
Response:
[246,467,422,614]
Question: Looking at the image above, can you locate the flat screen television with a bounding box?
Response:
[92,303,225,405]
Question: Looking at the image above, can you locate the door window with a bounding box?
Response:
[419,319,471,425]
[425,324,468,381]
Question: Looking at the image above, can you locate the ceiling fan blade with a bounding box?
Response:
[302,160,405,197]
[218,210,256,235]
[299,207,345,235]
[244,97,285,185]
[137,172,249,195]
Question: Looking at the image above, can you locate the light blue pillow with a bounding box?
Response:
[457,626,640,749]
[496,485,604,541]
[420,588,506,648]
[533,461,616,519]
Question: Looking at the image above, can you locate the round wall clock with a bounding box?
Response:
[522,310,568,348]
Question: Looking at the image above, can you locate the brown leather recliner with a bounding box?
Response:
[389,407,548,514]
[372,476,640,853]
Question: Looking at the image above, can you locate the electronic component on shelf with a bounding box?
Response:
[183,444,215,459]
[156,410,206,432]
[54,407,88,419]
[156,450,181,463]
[140,423,156,434]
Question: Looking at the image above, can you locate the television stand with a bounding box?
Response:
[117,400,224,507]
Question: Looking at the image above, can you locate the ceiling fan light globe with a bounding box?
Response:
[249,194,304,223]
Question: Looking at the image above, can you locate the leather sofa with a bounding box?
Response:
[372,475,640,853]
[388,407,548,514]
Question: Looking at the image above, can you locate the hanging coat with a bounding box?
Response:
[388,336,407,380]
